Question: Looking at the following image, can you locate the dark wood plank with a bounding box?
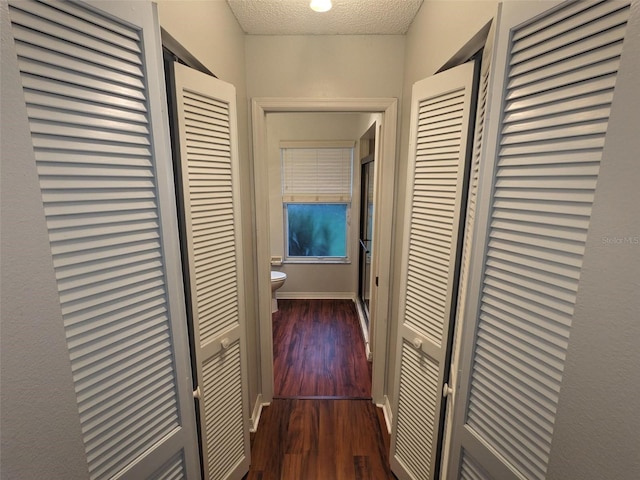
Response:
[273,299,372,398]
[353,456,372,479]
[244,399,395,480]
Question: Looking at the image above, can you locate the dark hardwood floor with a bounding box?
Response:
[273,299,372,398]
[244,300,393,479]
[245,399,395,480]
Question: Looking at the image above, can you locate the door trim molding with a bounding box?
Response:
[251,98,398,405]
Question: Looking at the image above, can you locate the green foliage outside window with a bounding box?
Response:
[286,203,347,258]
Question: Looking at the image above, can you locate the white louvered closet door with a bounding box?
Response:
[390,61,477,480]
[448,1,632,479]
[6,1,200,479]
[440,18,497,474]
[173,62,250,480]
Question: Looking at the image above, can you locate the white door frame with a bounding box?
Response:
[251,98,398,405]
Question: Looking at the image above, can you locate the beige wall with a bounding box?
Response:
[266,113,373,296]
[246,35,405,98]
[156,0,262,409]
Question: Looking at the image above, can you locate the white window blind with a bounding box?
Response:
[281,145,353,202]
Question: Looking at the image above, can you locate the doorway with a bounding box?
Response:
[252,98,398,410]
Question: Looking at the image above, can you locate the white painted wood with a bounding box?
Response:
[277,292,357,300]
[354,293,371,358]
[378,395,393,435]
[6,1,200,479]
[174,62,251,480]
[448,1,632,478]
[390,62,477,480]
[251,98,398,406]
[440,14,498,479]
[366,119,382,366]
[249,394,269,433]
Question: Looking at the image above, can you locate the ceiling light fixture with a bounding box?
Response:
[310,0,332,13]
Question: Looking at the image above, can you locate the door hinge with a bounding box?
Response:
[193,386,202,400]
[375,276,379,287]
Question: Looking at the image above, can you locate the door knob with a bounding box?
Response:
[443,383,453,398]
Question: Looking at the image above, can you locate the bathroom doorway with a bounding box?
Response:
[252,98,398,408]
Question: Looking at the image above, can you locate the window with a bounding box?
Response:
[281,143,354,262]
[286,203,348,257]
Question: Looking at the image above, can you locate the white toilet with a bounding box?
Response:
[270,271,287,313]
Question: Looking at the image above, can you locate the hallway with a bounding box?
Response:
[247,299,393,479]
[245,399,394,480]
[273,299,371,398]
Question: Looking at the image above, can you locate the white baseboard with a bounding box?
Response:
[376,395,392,435]
[249,394,269,433]
[277,292,356,300]
[353,296,372,361]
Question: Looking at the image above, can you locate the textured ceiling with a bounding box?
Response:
[226,0,424,35]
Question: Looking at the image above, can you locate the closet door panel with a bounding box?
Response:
[173,62,250,480]
[6,1,200,478]
[448,1,632,478]
[390,61,477,480]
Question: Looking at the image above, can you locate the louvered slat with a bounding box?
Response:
[8,1,181,479]
[456,28,492,318]
[202,342,246,479]
[448,33,494,480]
[465,2,631,479]
[460,450,492,480]
[404,88,465,344]
[148,452,186,480]
[182,90,240,345]
[394,341,440,480]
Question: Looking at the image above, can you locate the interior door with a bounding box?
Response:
[390,61,478,480]
[448,1,632,478]
[173,62,251,480]
[6,0,200,478]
